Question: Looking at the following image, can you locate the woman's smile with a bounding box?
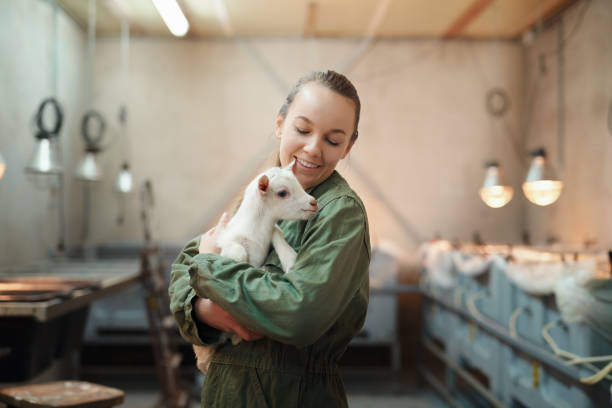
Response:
[295,157,321,170]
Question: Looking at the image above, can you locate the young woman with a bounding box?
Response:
[169,70,371,407]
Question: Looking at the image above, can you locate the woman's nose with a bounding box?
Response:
[303,136,322,156]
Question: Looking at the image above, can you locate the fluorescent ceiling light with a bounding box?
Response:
[151,0,189,37]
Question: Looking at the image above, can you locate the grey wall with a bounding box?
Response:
[0,0,86,267]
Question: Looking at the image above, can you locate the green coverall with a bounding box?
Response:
[169,171,371,407]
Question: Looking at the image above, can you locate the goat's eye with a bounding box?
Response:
[277,190,289,198]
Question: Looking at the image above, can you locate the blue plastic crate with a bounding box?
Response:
[452,315,505,397]
[504,345,610,408]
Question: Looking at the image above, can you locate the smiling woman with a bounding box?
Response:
[169,70,371,407]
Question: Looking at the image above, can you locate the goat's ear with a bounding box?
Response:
[283,159,296,172]
[258,174,269,194]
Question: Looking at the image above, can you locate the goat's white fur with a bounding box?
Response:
[193,161,317,373]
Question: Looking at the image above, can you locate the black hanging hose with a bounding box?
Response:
[81,110,106,152]
[35,97,64,139]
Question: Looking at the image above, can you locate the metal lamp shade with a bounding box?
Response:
[25,138,63,175]
[522,155,563,206]
[74,152,102,182]
[479,163,514,208]
[115,163,133,193]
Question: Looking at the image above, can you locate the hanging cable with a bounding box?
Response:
[539,0,592,58]
[556,18,565,175]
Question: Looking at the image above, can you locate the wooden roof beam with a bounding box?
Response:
[303,2,318,37]
[443,0,493,39]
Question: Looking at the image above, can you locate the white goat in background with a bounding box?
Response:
[193,160,317,373]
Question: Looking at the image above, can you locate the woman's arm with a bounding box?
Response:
[186,196,370,348]
[169,213,261,344]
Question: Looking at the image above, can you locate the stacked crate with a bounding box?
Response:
[420,242,612,407]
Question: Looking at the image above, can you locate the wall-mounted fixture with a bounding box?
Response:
[522,147,563,206]
[151,0,189,37]
[75,111,106,182]
[25,98,64,175]
[479,161,514,209]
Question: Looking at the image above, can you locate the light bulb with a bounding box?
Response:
[480,185,514,208]
[523,149,563,206]
[75,152,103,182]
[522,180,563,206]
[479,161,513,208]
[115,163,133,193]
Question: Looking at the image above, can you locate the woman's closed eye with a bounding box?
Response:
[327,138,340,146]
[295,127,309,134]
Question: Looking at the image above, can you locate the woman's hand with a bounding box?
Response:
[193,297,263,342]
[199,212,230,254]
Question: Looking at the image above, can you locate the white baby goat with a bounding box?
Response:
[193,160,317,373]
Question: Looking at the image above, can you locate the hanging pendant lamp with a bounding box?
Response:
[75,110,106,182]
[25,98,64,175]
[115,162,133,193]
[479,161,514,208]
[522,147,563,206]
[114,104,133,193]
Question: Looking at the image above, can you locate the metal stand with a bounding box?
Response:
[141,246,189,408]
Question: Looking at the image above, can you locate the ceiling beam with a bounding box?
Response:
[338,0,393,74]
[443,0,493,39]
[303,2,318,37]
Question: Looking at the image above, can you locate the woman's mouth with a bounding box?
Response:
[295,157,321,169]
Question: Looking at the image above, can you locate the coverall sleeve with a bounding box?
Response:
[181,196,370,348]
[168,238,223,346]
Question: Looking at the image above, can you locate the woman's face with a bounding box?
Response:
[275,82,356,190]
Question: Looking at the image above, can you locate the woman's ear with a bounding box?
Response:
[274,113,284,140]
[341,139,355,159]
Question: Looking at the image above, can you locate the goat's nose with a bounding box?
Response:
[310,199,318,211]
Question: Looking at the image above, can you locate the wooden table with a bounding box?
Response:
[0,260,141,382]
[0,381,124,407]
[0,260,141,322]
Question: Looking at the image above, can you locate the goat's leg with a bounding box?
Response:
[272,225,297,273]
[193,344,215,373]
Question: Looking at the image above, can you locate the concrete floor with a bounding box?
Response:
[82,370,449,408]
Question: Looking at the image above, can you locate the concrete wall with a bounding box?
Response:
[0,0,86,267]
[87,37,524,258]
[524,0,612,248]
[15,0,606,267]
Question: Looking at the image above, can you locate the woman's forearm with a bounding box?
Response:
[193,296,262,342]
